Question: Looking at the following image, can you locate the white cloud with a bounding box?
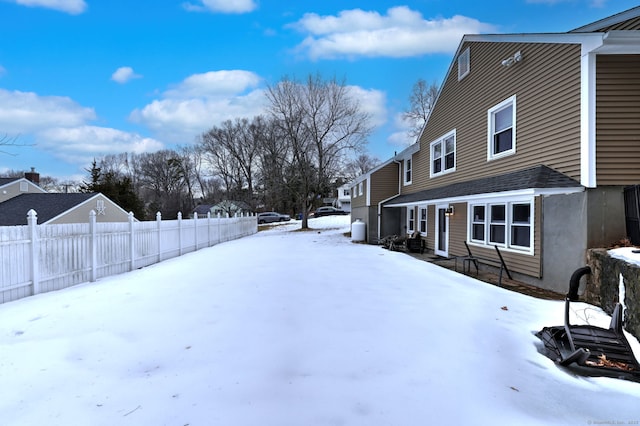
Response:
[0,88,164,168]
[387,112,415,148]
[130,70,267,142]
[111,67,142,84]
[346,85,387,127]
[164,70,261,98]
[0,89,95,134]
[182,0,257,14]
[14,0,87,14]
[290,6,497,59]
[37,126,164,165]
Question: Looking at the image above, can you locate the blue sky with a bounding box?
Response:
[0,0,638,181]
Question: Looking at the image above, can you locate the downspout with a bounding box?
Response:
[377,159,403,241]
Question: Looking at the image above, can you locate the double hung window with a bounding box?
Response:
[404,158,412,185]
[407,208,415,234]
[488,96,516,160]
[430,130,456,177]
[419,206,427,235]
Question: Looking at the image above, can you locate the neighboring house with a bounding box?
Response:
[210,200,252,217]
[336,184,352,212]
[0,172,133,225]
[0,175,47,204]
[355,6,640,293]
[0,192,133,225]
[192,204,214,219]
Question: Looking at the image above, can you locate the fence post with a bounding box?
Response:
[27,209,40,295]
[194,212,198,251]
[207,212,211,247]
[129,212,135,271]
[89,210,97,282]
[156,212,162,263]
[178,212,183,256]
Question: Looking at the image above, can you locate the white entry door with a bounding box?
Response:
[435,204,449,257]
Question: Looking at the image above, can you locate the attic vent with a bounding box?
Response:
[458,47,470,81]
[20,181,28,192]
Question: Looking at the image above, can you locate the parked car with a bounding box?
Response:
[257,212,291,224]
[311,206,349,217]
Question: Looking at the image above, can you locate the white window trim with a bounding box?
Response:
[487,95,517,161]
[467,196,534,255]
[418,205,428,236]
[458,47,470,81]
[430,129,457,178]
[403,158,412,186]
[358,182,363,196]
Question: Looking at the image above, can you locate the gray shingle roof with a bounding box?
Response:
[0,193,97,225]
[385,165,582,206]
[0,177,20,187]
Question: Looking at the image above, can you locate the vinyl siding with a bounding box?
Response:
[595,54,640,185]
[410,42,582,193]
[370,162,400,205]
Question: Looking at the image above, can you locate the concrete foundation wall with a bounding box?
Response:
[542,191,589,293]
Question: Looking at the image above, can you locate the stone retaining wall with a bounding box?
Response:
[586,249,640,341]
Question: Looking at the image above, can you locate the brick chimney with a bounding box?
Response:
[24,167,40,185]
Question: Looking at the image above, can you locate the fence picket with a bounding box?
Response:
[0,210,257,304]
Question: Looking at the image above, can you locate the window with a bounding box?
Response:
[489,204,506,244]
[430,130,456,177]
[404,158,412,185]
[343,188,350,197]
[352,186,357,198]
[471,205,485,242]
[511,203,531,248]
[468,199,533,252]
[407,208,415,234]
[488,96,516,160]
[419,206,427,235]
[358,182,363,196]
[458,47,470,80]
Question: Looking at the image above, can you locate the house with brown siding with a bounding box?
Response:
[350,144,416,243]
[356,6,640,293]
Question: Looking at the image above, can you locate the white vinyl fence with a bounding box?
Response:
[0,209,257,304]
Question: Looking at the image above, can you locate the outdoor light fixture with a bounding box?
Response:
[501,51,523,67]
[445,206,454,217]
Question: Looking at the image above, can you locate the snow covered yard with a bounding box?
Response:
[1,215,639,426]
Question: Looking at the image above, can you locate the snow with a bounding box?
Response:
[1,215,639,426]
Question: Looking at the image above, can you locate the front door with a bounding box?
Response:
[435,204,449,257]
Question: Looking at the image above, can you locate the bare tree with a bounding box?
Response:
[266,74,373,228]
[0,134,29,155]
[343,154,381,180]
[137,150,187,219]
[402,78,439,139]
[200,117,262,209]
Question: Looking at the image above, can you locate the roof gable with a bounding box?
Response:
[0,193,98,225]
